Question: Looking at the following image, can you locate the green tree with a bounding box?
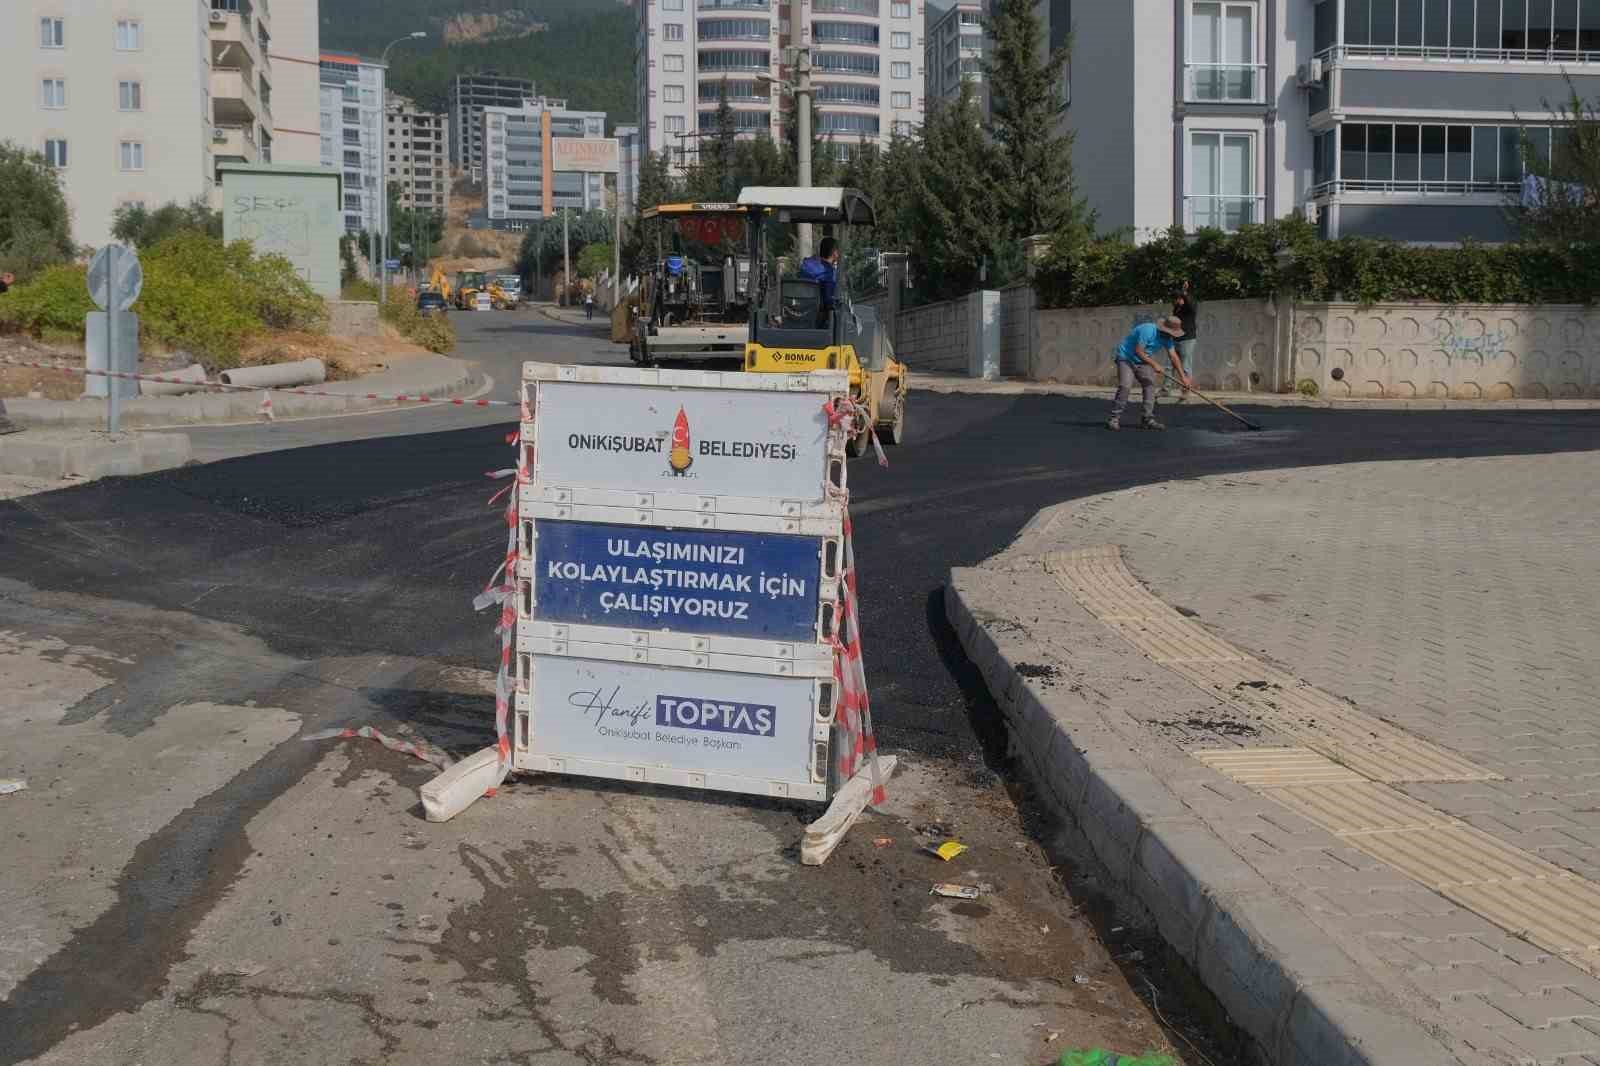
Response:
[111,198,222,249]
[517,209,614,283]
[622,150,683,272]
[1512,84,1600,245]
[983,0,1089,242]
[577,242,615,279]
[690,80,740,202]
[0,141,76,281]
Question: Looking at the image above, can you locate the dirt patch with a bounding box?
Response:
[239,327,430,381]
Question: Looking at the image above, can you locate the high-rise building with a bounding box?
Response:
[265,0,321,164]
[482,97,607,230]
[636,0,926,170]
[1052,0,1598,243]
[925,2,991,118]
[616,124,642,216]
[318,51,386,236]
[0,0,321,247]
[385,92,450,216]
[448,72,536,179]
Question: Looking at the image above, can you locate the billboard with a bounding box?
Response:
[551,137,620,174]
[532,520,827,642]
[220,164,342,298]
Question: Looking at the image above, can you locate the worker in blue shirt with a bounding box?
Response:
[1109,315,1190,431]
[798,236,841,324]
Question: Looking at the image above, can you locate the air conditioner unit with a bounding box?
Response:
[212,127,228,141]
[209,10,227,24]
[1295,58,1324,88]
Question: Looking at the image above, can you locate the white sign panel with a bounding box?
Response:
[518,654,825,797]
[551,137,620,174]
[533,380,833,504]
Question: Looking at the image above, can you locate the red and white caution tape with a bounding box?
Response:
[822,396,889,805]
[302,725,454,770]
[470,429,527,797]
[0,355,517,409]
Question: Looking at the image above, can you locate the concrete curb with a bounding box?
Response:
[944,568,1461,1066]
[4,354,476,429]
[911,374,1600,411]
[0,429,191,480]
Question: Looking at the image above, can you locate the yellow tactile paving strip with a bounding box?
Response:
[1047,547,1499,784]
[1055,547,1600,968]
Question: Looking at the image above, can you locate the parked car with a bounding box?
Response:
[416,291,448,316]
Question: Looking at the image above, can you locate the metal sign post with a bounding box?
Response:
[86,244,144,434]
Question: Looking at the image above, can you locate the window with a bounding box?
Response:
[815,21,881,44]
[891,90,912,108]
[664,0,684,8]
[343,150,361,165]
[345,193,363,211]
[1188,2,1257,103]
[892,31,912,48]
[664,23,685,41]
[1189,131,1255,231]
[815,0,879,12]
[817,111,881,134]
[42,79,66,109]
[40,17,65,48]
[119,141,145,171]
[891,61,912,78]
[893,119,916,135]
[343,107,360,124]
[698,48,771,70]
[699,18,770,40]
[665,84,685,102]
[665,115,687,133]
[119,81,142,111]
[1333,121,1542,187]
[892,1,912,15]
[817,81,881,104]
[115,19,142,51]
[44,139,68,168]
[664,54,686,72]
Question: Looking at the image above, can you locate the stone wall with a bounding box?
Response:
[1031,299,1288,392]
[897,296,972,374]
[329,300,381,338]
[1000,285,1034,377]
[1292,303,1600,400]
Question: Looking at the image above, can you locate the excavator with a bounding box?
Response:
[736,187,907,457]
[454,270,488,311]
[426,267,453,303]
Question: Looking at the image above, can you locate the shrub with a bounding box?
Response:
[1036,218,1600,309]
[342,279,380,302]
[1297,379,1320,397]
[379,286,455,353]
[0,264,96,336]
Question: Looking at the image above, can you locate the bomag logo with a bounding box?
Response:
[772,350,821,364]
[668,406,693,476]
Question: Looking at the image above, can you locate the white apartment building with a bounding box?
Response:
[2,0,319,247]
[635,0,926,170]
[616,124,642,216]
[925,1,991,118]
[482,98,607,230]
[265,0,321,165]
[318,51,386,236]
[385,92,449,216]
[1053,0,1599,243]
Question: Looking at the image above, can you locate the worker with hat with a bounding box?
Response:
[1108,315,1190,431]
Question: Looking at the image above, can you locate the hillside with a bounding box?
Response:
[320,1,635,129]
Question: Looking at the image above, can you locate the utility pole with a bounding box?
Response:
[794,47,814,259]
[376,32,427,304]
[613,176,623,311]
[562,208,571,307]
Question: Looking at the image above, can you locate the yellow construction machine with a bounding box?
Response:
[427,267,453,303]
[454,270,488,310]
[737,187,907,456]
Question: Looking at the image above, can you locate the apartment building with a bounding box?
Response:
[449,72,536,178]
[616,123,642,215]
[2,0,317,247]
[926,2,992,117]
[386,92,449,216]
[266,0,322,164]
[318,51,386,236]
[1056,0,1598,243]
[482,98,607,230]
[635,0,926,170]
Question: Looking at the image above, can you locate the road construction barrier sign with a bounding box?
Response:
[513,365,851,803]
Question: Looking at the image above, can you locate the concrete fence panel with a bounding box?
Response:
[896,296,972,374]
[1293,303,1600,400]
[1000,285,1034,377]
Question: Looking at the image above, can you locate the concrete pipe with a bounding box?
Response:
[218,358,326,389]
[139,363,209,396]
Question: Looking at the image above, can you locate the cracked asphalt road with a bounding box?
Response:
[2,311,1597,1064]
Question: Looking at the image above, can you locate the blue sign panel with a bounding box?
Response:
[534,520,823,641]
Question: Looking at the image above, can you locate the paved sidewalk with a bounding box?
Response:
[537,302,610,331]
[949,450,1600,1065]
[2,354,476,429]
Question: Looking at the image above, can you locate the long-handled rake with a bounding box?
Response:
[1161,371,1263,431]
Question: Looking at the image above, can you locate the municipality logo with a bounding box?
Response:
[655,695,775,737]
[668,406,693,476]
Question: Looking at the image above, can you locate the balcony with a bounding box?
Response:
[698,0,769,8]
[1185,194,1263,232]
[208,10,264,75]
[210,123,260,165]
[211,64,264,126]
[1309,178,1516,198]
[1184,62,1266,103]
